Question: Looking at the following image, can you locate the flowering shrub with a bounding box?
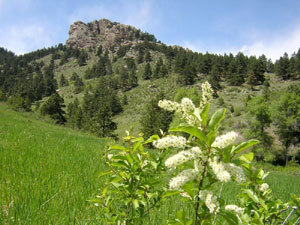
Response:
[92,133,179,224]
[95,81,299,224]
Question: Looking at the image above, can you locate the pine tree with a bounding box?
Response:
[77,50,88,66]
[59,74,68,87]
[91,105,117,138]
[247,71,257,90]
[67,98,83,129]
[143,63,152,80]
[40,92,66,124]
[153,58,163,79]
[140,93,173,139]
[274,84,300,165]
[97,45,103,57]
[137,48,144,64]
[144,50,151,62]
[208,65,221,91]
[276,53,290,80]
[247,96,273,161]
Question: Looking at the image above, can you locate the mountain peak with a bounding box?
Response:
[66,18,144,50]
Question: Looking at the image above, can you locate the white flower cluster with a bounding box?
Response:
[212,131,238,149]
[165,146,203,168]
[181,98,195,113]
[158,97,199,126]
[153,136,187,149]
[190,146,203,156]
[199,190,220,214]
[259,183,269,192]
[158,100,181,112]
[199,81,213,109]
[224,163,246,183]
[169,169,198,190]
[165,150,195,168]
[209,158,231,183]
[107,154,113,160]
[180,98,198,126]
[225,205,244,214]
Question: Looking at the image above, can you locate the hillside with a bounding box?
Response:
[0,18,299,164]
[0,103,108,224]
[1,102,300,224]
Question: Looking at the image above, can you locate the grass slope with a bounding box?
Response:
[1,103,300,224]
[0,103,108,224]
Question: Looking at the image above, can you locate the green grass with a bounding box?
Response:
[1,103,300,224]
[0,103,108,224]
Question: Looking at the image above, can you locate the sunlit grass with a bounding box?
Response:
[0,103,299,224]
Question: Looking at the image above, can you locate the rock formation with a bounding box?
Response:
[66,19,140,50]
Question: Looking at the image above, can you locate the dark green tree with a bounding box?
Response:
[153,57,163,79]
[77,50,88,66]
[97,45,103,57]
[40,92,66,124]
[274,84,300,165]
[276,53,290,80]
[208,65,221,91]
[67,98,83,129]
[140,93,174,139]
[91,105,117,138]
[137,48,144,64]
[143,63,152,80]
[59,74,68,87]
[247,96,273,161]
[144,50,151,62]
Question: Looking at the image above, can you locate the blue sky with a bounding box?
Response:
[1,0,300,61]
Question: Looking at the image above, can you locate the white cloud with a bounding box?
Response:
[123,0,154,30]
[182,23,300,62]
[182,40,241,56]
[69,0,157,31]
[239,26,300,61]
[0,24,53,55]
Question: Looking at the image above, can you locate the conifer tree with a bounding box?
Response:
[208,65,221,90]
[274,84,300,165]
[140,92,173,139]
[40,92,66,124]
[144,50,151,62]
[59,74,68,87]
[143,63,152,80]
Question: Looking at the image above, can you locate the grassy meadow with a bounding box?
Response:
[1,103,300,224]
[0,103,108,224]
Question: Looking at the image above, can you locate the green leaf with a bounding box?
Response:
[111,181,123,188]
[144,134,160,144]
[109,144,127,151]
[239,152,254,164]
[169,126,205,142]
[125,154,133,164]
[200,103,210,127]
[99,171,112,177]
[206,130,217,146]
[150,161,158,170]
[232,139,259,154]
[132,199,139,209]
[243,189,259,203]
[162,190,180,198]
[220,212,239,225]
[222,145,234,163]
[110,161,128,168]
[208,108,226,131]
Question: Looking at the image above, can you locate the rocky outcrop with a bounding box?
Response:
[66,19,139,50]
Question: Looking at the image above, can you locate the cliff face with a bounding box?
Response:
[66,19,139,50]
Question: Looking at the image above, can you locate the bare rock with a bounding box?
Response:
[66,18,138,51]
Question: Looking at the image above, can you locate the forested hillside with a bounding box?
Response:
[0,18,299,165]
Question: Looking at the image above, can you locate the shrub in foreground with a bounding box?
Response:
[95,82,299,224]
